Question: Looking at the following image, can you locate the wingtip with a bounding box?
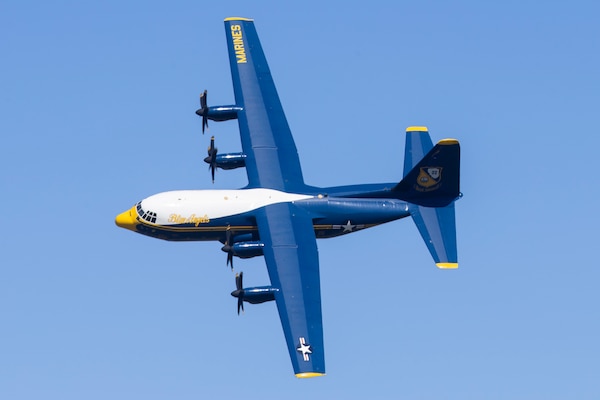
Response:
[436,262,459,269]
[295,372,326,379]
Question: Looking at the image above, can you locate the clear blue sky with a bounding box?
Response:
[2,1,599,399]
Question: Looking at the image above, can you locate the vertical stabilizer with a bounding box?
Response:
[403,126,434,177]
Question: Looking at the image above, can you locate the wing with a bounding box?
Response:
[223,17,324,378]
[224,18,306,192]
[255,202,325,377]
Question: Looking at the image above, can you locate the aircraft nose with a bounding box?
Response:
[115,206,138,231]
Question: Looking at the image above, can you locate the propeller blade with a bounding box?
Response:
[208,136,215,155]
[236,271,243,290]
[224,227,233,269]
[233,272,244,315]
[197,90,209,134]
[200,90,207,109]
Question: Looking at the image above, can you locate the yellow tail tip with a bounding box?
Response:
[406,126,429,132]
[436,262,458,269]
[438,138,459,145]
[295,372,326,378]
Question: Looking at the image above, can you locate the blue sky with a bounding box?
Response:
[2,1,600,398]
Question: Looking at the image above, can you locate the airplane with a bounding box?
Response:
[115,17,461,378]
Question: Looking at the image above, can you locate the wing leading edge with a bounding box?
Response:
[224,18,306,192]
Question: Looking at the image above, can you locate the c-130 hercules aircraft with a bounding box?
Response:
[115,17,461,378]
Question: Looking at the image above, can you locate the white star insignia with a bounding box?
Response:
[296,337,312,361]
[342,220,355,233]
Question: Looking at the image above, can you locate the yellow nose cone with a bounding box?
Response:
[115,206,138,231]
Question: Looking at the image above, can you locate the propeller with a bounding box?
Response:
[231,272,244,315]
[196,90,209,133]
[204,136,218,183]
[221,226,234,269]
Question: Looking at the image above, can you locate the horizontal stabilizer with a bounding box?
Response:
[410,203,458,268]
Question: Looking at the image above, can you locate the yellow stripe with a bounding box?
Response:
[157,225,256,233]
[438,138,459,145]
[138,223,380,233]
[436,262,458,269]
[224,17,254,21]
[295,372,325,379]
[406,126,428,132]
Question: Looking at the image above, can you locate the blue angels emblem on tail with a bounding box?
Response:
[417,167,442,189]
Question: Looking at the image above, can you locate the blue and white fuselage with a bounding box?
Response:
[117,187,411,242]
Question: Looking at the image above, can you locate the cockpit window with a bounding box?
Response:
[136,202,157,224]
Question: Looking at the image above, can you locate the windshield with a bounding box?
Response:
[136,202,157,224]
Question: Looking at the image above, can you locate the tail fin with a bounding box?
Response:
[394,128,460,207]
[398,127,460,269]
[402,126,434,178]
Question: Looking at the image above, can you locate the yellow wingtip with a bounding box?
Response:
[436,262,459,269]
[295,372,326,379]
[406,126,429,132]
[438,138,459,145]
[224,17,254,22]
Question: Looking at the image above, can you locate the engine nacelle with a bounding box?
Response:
[201,105,242,122]
[209,152,246,170]
[232,286,278,304]
[231,241,264,258]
